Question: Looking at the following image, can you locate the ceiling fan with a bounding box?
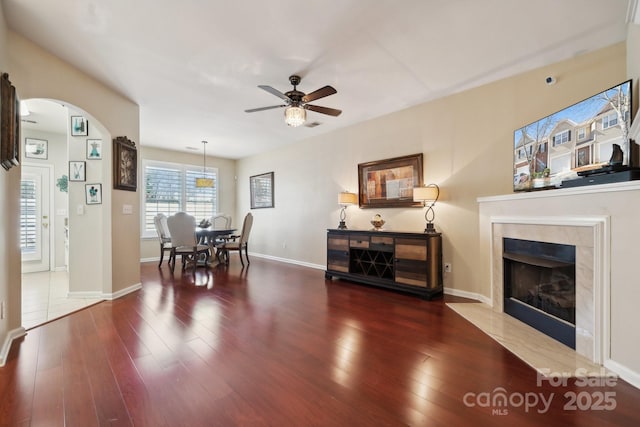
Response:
[245,75,342,127]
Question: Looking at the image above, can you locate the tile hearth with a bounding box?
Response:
[447,302,608,376]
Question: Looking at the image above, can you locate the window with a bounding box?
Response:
[553,130,570,146]
[20,179,37,253]
[539,142,547,153]
[602,112,618,129]
[577,127,586,141]
[142,160,218,237]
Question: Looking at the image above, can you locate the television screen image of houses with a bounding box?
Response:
[513,80,632,191]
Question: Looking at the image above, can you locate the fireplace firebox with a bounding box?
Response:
[503,238,576,349]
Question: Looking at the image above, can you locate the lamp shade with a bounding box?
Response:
[284,106,306,127]
[338,191,358,205]
[413,185,439,202]
[196,178,214,188]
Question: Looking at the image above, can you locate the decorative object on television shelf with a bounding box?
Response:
[413,183,440,233]
[370,214,385,231]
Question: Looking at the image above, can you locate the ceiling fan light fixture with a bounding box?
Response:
[284,105,306,127]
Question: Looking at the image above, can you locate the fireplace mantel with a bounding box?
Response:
[478,179,640,203]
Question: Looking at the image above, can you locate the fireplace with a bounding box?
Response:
[503,238,576,349]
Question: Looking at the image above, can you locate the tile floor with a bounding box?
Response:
[21,271,103,330]
[447,302,608,376]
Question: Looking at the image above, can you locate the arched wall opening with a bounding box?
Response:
[20,98,113,303]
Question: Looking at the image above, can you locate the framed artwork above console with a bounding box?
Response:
[358,153,423,208]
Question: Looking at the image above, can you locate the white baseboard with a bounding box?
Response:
[0,327,27,367]
[604,358,640,390]
[444,287,492,305]
[67,282,142,300]
[247,252,325,270]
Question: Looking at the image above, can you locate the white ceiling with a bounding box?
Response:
[4,0,635,159]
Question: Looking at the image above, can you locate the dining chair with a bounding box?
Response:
[208,213,233,243]
[153,213,173,267]
[215,212,253,267]
[166,212,210,273]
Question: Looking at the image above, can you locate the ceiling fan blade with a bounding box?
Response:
[304,104,342,117]
[302,85,337,103]
[258,85,290,101]
[245,104,286,113]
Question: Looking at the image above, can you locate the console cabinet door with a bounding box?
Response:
[327,234,349,272]
[395,237,429,287]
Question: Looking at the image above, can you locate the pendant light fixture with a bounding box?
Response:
[195,140,214,188]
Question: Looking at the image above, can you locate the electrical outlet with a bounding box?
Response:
[444,263,452,273]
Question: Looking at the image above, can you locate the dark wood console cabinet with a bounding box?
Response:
[325,229,443,299]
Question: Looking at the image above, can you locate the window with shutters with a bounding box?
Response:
[142,160,218,237]
[552,129,570,146]
[20,179,38,253]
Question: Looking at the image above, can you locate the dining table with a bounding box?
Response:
[195,227,236,266]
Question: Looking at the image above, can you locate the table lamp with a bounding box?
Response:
[413,184,440,233]
[338,191,358,229]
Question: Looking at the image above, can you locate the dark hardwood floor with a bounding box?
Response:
[2,257,640,426]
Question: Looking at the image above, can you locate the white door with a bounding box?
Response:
[21,165,51,273]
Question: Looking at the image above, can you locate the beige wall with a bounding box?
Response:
[8,31,141,297]
[238,43,626,296]
[139,146,237,261]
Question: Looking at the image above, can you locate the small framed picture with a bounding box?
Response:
[86,139,102,160]
[250,172,274,209]
[25,138,48,159]
[69,161,86,182]
[71,115,88,136]
[85,183,102,205]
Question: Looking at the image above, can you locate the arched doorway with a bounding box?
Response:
[20,98,111,328]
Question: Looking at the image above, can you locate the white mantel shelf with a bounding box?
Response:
[477,180,640,203]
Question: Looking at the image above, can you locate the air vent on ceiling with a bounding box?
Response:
[21,119,37,124]
[305,121,322,128]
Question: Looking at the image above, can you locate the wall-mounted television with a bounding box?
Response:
[513,80,633,191]
[1,73,20,171]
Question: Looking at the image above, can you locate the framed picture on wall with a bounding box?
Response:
[113,136,137,191]
[85,183,102,204]
[0,73,20,170]
[25,138,48,159]
[250,172,274,209]
[71,115,88,136]
[69,161,86,181]
[86,139,102,159]
[357,153,423,208]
